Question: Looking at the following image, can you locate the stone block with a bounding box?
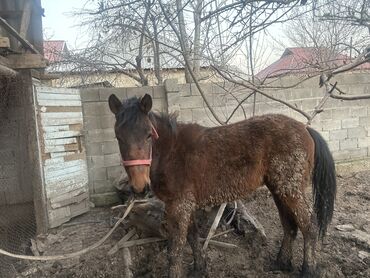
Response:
[358,137,370,148]
[107,165,124,180]
[99,88,127,101]
[293,88,313,99]
[89,167,107,181]
[167,92,181,106]
[83,116,101,130]
[328,140,339,152]
[100,115,115,129]
[104,153,121,167]
[339,138,358,150]
[164,79,179,93]
[83,102,103,116]
[342,118,359,128]
[359,116,370,126]
[102,141,119,155]
[152,86,166,99]
[88,155,105,168]
[179,84,191,96]
[318,131,329,141]
[103,128,115,142]
[302,98,319,111]
[168,104,180,114]
[329,129,347,140]
[332,148,368,161]
[90,192,120,207]
[86,142,103,156]
[321,119,341,131]
[351,107,367,118]
[93,180,116,194]
[152,98,166,112]
[86,129,104,143]
[80,89,100,102]
[331,107,351,120]
[178,109,193,122]
[347,127,367,139]
[126,86,153,99]
[179,96,204,109]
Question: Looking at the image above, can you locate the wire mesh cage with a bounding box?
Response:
[0,74,37,278]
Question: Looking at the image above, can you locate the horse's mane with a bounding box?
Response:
[150,111,178,135]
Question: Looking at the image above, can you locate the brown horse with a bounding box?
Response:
[108,93,336,278]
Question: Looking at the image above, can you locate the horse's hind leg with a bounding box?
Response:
[274,192,318,277]
[187,213,207,277]
[270,193,298,271]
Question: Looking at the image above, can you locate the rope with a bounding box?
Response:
[0,200,136,261]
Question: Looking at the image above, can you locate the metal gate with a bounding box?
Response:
[35,86,89,228]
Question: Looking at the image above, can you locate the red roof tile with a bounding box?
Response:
[256,47,370,80]
[43,40,68,63]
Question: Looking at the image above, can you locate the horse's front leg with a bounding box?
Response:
[166,200,195,278]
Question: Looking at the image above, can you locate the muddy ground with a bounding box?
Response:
[16,170,370,277]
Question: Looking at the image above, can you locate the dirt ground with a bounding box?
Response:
[16,169,370,278]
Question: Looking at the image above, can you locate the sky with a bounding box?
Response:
[41,0,285,72]
[42,0,90,48]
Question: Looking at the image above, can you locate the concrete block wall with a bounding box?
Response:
[80,86,166,205]
[81,72,370,205]
[165,72,370,162]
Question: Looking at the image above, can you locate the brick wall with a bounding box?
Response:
[81,72,370,205]
[80,86,167,205]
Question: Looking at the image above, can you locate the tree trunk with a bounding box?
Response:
[176,0,192,83]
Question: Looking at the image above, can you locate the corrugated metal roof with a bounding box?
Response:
[256,47,370,80]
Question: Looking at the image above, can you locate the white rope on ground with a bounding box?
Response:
[0,200,137,261]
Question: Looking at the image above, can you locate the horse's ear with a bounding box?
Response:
[108,94,121,115]
[140,94,152,114]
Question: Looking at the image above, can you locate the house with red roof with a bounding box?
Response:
[256,47,370,81]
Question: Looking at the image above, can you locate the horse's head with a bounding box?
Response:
[108,93,157,195]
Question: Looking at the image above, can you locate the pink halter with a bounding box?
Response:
[121,124,159,167]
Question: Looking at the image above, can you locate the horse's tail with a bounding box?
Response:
[306,127,336,238]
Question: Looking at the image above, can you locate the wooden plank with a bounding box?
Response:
[0,36,10,48]
[7,53,48,69]
[44,144,79,153]
[44,159,83,172]
[0,16,39,54]
[40,112,83,119]
[40,106,82,113]
[37,87,80,95]
[46,179,88,198]
[69,123,83,131]
[37,93,81,101]
[44,138,77,146]
[43,125,70,133]
[65,143,80,152]
[41,117,83,126]
[70,200,89,217]
[48,206,71,228]
[44,164,86,181]
[44,130,81,139]
[64,153,85,162]
[19,0,32,38]
[38,100,82,107]
[50,191,88,209]
[45,171,88,186]
[49,151,75,158]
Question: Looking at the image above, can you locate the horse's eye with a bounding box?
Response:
[147,134,152,140]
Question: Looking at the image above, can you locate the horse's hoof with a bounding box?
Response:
[269,258,294,272]
[188,269,208,278]
[301,265,321,278]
